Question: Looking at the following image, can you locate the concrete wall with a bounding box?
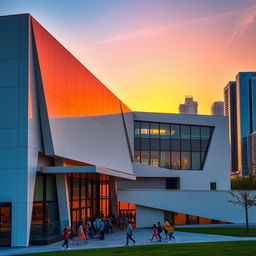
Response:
[136,205,164,228]
[119,189,256,224]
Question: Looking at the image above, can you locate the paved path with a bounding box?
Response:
[1,229,256,256]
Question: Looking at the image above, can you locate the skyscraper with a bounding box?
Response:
[211,101,224,116]
[179,96,198,114]
[224,81,238,172]
[235,72,256,175]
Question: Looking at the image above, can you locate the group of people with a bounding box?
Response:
[61,214,134,249]
[61,216,175,249]
[150,219,175,243]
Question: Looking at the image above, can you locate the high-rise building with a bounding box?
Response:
[211,101,224,116]
[248,132,256,175]
[179,96,198,114]
[224,82,238,172]
[235,72,256,175]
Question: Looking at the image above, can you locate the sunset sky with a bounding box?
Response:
[1,0,256,114]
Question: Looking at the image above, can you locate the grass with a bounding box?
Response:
[15,241,256,256]
[175,227,256,237]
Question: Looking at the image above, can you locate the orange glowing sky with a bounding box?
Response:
[2,0,256,114]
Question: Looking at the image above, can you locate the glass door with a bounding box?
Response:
[0,203,11,246]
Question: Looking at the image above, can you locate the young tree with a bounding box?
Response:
[228,175,256,233]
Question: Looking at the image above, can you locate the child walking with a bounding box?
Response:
[150,224,159,241]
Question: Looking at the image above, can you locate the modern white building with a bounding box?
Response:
[0,13,255,247]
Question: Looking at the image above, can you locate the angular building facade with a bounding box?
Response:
[0,14,255,247]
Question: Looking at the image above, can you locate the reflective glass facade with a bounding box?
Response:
[134,121,214,170]
[236,72,256,175]
[30,174,60,244]
[67,174,110,232]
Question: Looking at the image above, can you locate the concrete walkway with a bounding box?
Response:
[1,229,256,256]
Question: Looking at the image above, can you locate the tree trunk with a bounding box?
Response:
[245,205,249,233]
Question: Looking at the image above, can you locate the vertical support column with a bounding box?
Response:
[109,177,118,217]
[56,173,71,231]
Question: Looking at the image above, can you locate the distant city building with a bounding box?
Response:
[224,82,238,172]
[179,96,198,114]
[211,101,224,116]
[224,72,256,175]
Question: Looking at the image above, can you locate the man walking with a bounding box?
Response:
[125,221,136,246]
[164,219,175,243]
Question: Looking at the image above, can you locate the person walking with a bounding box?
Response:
[69,225,75,244]
[100,219,105,240]
[164,219,175,243]
[150,224,158,241]
[61,224,70,249]
[125,221,135,246]
[157,221,163,241]
[76,222,86,245]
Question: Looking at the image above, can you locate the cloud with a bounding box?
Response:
[227,6,256,44]
[96,5,256,46]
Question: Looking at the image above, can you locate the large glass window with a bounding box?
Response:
[171,125,180,139]
[181,152,191,170]
[30,174,60,244]
[171,152,181,169]
[160,151,170,168]
[151,151,159,166]
[181,125,190,139]
[140,122,149,138]
[134,121,213,171]
[160,124,170,139]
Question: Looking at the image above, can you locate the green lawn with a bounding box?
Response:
[175,227,256,237]
[17,241,256,256]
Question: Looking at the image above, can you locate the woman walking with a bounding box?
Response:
[61,224,70,249]
[76,222,86,245]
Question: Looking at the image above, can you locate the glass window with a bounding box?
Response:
[134,121,140,138]
[46,175,57,201]
[150,123,159,138]
[134,151,140,162]
[134,138,140,150]
[171,125,180,139]
[160,151,170,169]
[191,152,201,170]
[181,152,191,170]
[171,139,180,151]
[141,138,150,150]
[34,175,43,201]
[150,138,160,150]
[181,125,190,139]
[160,124,170,139]
[141,151,150,165]
[73,179,79,201]
[181,139,190,151]
[151,151,159,167]
[171,152,181,170]
[191,140,201,151]
[141,122,149,138]
[160,139,170,151]
[201,140,209,151]
[201,127,210,140]
[81,179,86,199]
[191,126,200,140]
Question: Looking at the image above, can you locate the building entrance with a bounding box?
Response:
[0,203,11,246]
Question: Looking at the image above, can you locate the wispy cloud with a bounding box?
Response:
[96,6,256,45]
[227,6,256,44]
